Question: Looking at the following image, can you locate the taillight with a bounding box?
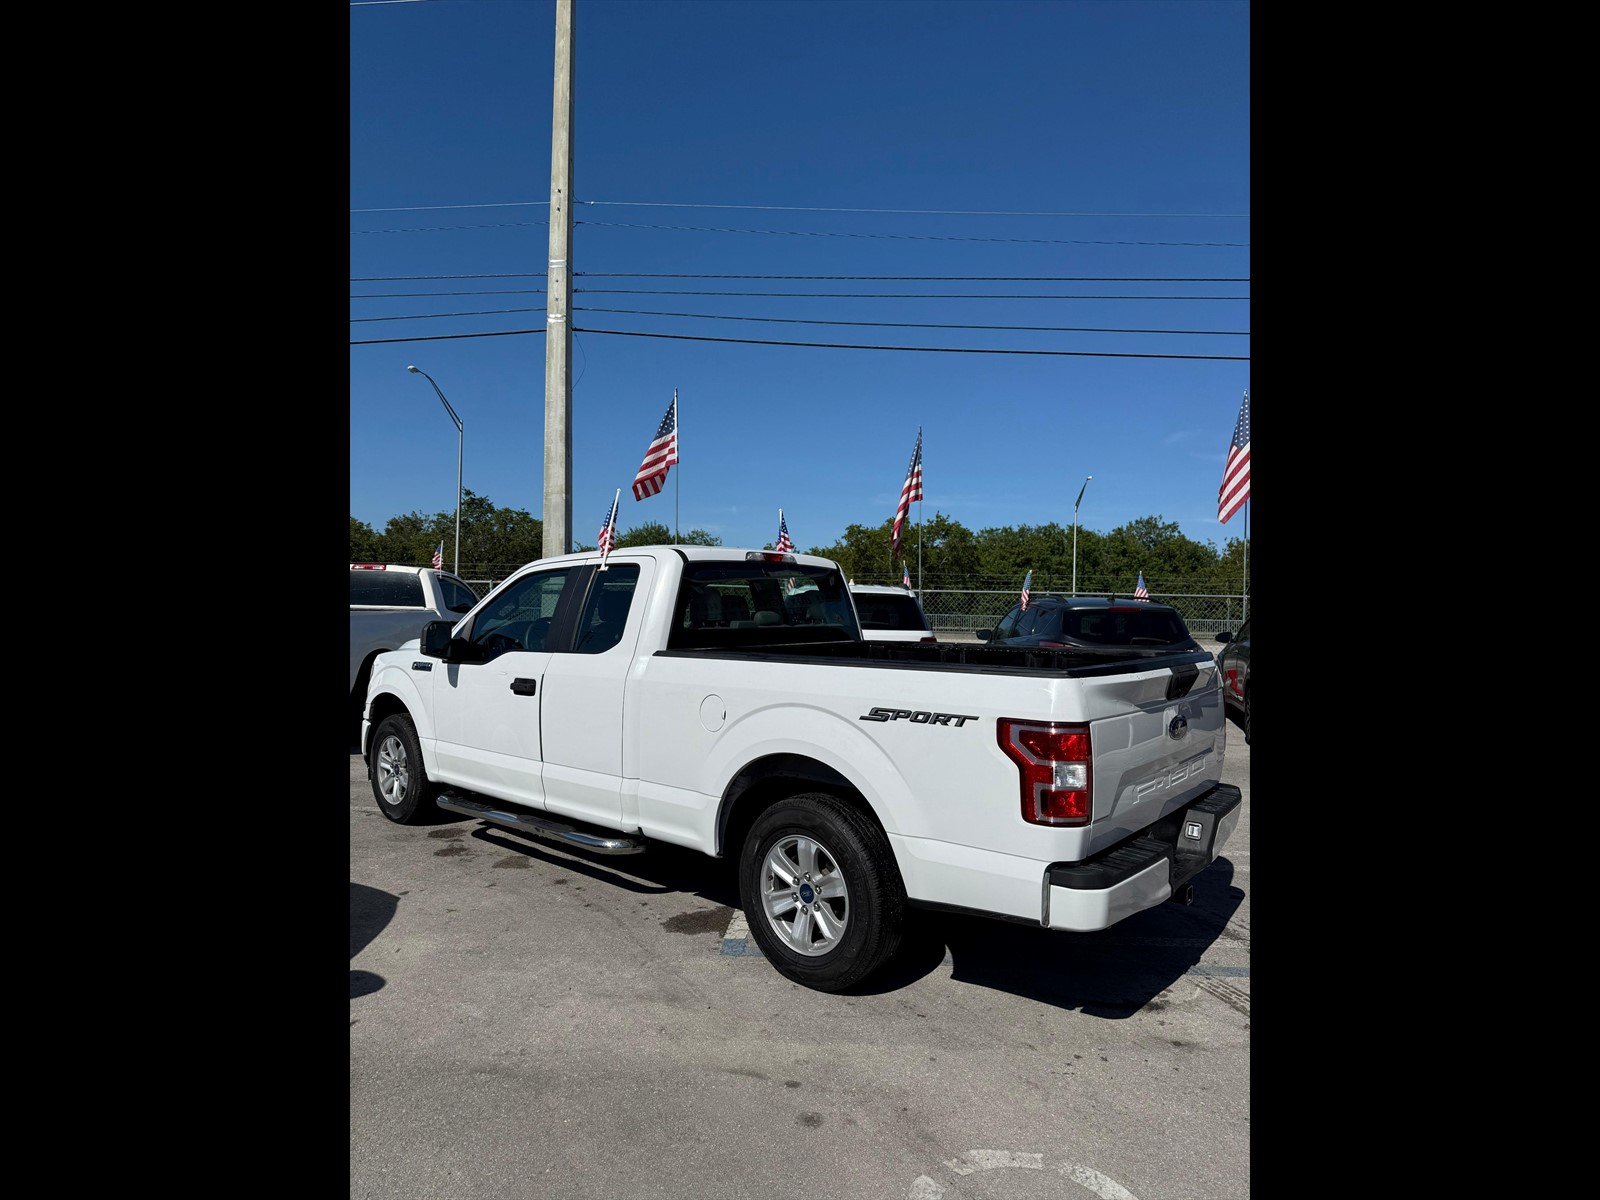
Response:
[997,719,1092,826]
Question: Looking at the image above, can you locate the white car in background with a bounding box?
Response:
[849,583,936,643]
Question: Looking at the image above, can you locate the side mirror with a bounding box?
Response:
[420,620,456,659]
[1215,631,1234,644]
[975,629,993,641]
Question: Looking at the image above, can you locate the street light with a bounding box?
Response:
[1072,475,1092,597]
[407,365,463,577]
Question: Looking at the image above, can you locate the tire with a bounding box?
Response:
[739,792,906,992]
[369,714,437,824]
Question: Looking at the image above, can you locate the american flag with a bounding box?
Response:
[1218,391,1251,524]
[431,541,443,570]
[632,394,680,500]
[775,510,793,553]
[1134,572,1150,601]
[890,428,923,559]
[597,491,620,562]
[902,562,912,590]
[1020,569,1032,612]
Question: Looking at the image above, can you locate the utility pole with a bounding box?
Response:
[541,0,574,559]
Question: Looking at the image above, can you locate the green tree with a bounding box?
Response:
[349,517,384,564]
[353,487,1248,599]
[807,518,899,584]
[975,522,1079,593]
[587,520,721,550]
[915,513,981,586]
[455,489,543,568]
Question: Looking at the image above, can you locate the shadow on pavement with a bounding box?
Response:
[350,882,400,999]
[852,858,1245,1015]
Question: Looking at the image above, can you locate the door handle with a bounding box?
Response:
[510,678,537,695]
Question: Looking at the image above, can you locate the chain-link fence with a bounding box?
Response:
[915,588,1249,642]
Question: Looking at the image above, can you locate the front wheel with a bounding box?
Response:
[739,792,906,992]
[369,713,437,824]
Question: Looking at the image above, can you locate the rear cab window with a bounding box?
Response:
[350,571,425,607]
[670,562,860,649]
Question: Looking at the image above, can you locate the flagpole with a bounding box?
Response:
[1241,503,1249,617]
[917,494,923,592]
[599,488,620,570]
[673,387,680,543]
[917,425,923,591]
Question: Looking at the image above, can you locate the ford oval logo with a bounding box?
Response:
[1168,713,1189,740]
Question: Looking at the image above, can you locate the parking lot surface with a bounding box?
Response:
[350,720,1249,1200]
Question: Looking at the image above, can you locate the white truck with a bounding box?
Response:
[349,563,480,727]
[361,546,1240,992]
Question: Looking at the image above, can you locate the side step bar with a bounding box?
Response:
[436,789,647,855]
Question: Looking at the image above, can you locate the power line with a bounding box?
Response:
[575,288,1248,300]
[349,303,1244,334]
[352,220,549,235]
[350,198,1247,218]
[572,307,1248,336]
[353,288,546,299]
[351,272,1248,282]
[350,217,1247,247]
[351,329,543,346]
[350,326,1246,358]
[578,200,1249,218]
[353,287,1243,301]
[351,307,547,323]
[575,219,1246,248]
[571,328,1248,359]
[577,273,1251,282]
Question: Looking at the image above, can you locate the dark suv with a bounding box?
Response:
[1214,617,1250,744]
[976,595,1199,653]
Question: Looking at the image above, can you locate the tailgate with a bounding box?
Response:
[1080,658,1227,852]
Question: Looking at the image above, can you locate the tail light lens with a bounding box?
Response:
[997,719,1092,826]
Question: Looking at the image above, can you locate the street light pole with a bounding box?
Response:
[1072,475,1092,597]
[407,365,463,577]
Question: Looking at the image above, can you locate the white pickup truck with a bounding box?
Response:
[361,546,1240,992]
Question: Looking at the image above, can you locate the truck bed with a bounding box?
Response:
[659,633,1215,678]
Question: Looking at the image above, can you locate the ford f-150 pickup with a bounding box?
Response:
[361,546,1240,991]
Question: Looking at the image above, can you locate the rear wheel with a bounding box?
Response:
[739,792,905,992]
[369,714,437,824]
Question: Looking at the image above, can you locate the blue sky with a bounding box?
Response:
[350,0,1249,556]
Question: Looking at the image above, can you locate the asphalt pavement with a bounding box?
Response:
[350,716,1249,1200]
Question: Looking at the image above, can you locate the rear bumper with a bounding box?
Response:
[1043,783,1242,931]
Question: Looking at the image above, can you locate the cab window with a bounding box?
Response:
[991,605,1025,639]
[440,575,480,614]
[571,566,640,655]
[470,569,571,661]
